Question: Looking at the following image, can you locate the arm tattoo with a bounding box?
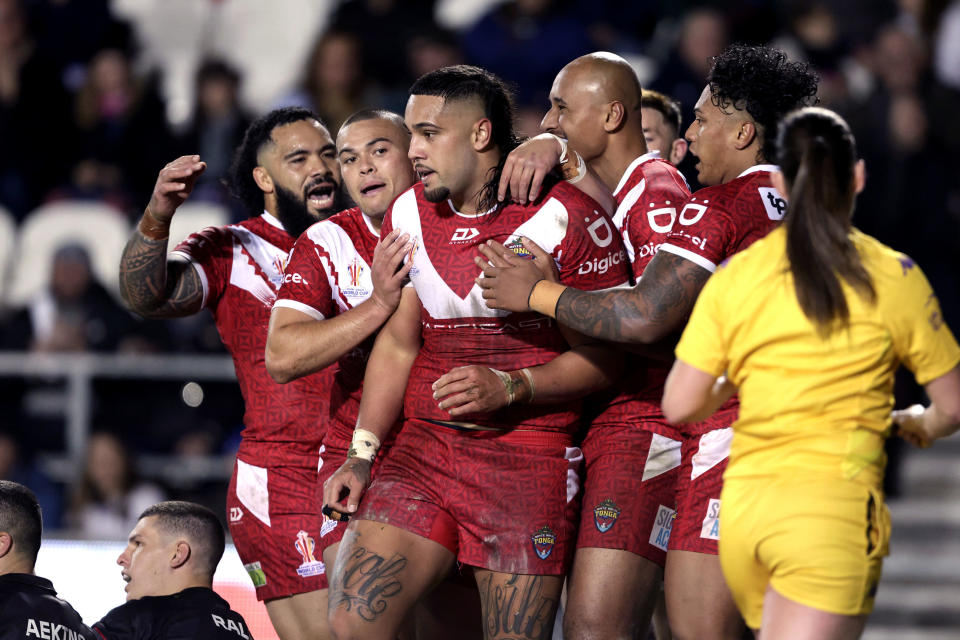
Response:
[479,573,558,640]
[331,546,407,622]
[556,252,712,344]
[119,230,203,318]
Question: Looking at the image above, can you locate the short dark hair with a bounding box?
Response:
[139,501,225,579]
[707,44,819,162]
[340,109,407,134]
[410,65,520,211]
[641,89,683,137]
[0,480,42,566]
[224,107,326,216]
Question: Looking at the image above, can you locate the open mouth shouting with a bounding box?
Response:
[305,180,337,211]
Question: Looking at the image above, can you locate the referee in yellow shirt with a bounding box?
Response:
[662,107,960,640]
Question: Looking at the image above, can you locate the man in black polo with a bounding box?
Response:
[93,501,253,640]
[0,480,95,640]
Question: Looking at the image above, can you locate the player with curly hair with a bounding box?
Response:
[476,44,819,639]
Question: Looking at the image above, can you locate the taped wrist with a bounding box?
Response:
[348,428,381,462]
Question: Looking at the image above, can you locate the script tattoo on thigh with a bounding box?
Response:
[479,573,557,640]
[332,546,407,622]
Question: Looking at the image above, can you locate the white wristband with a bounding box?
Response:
[490,368,516,406]
[348,428,381,462]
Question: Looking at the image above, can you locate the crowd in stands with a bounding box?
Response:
[2,0,960,535]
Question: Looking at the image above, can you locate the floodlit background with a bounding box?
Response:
[2,0,959,637]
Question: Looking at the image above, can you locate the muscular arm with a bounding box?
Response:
[265,230,413,383]
[323,287,421,513]
[554,251,712,344]
[118,155,207,318]
[119,230,203,318]
[478,243,712,345]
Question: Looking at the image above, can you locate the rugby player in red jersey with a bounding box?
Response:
[118,108,343,640]
[322,65,631,640]
[477,45,819,640]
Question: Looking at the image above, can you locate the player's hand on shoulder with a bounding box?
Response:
[433,366,510,416]
[370,230,414,312]
[148,155,207,221]
[475,238,555,312]
[323,457,372,514]
[499,133,564,204]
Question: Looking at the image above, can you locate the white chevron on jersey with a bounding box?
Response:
[391,189,571,321]
[225,225,287,307]
[305,215,376,312]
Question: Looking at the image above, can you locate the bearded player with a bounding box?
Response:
[119,107,344,640]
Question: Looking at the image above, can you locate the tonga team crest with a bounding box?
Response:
[531,526,557,560]
[593,498,621,533]
[294,530,325,577]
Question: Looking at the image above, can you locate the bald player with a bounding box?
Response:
[474,53,691,639]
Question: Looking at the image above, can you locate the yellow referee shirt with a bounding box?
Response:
[676,225,960,487]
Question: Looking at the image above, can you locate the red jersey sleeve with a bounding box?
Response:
[553,186,631,291]
[659,193,737,273]
[170,226,233,310]
[273,230,337,320]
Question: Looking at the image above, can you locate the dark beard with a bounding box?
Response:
[423,185,450,203]
[275,183,339,238]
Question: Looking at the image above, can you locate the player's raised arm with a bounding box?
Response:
[498,133,615,214]
[119,155,207,318]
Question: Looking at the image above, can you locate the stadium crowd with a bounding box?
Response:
[3,1,960,638]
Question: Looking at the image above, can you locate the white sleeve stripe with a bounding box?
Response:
[658,244,717,273]
[272,299,327,321]
[169,250,210,308]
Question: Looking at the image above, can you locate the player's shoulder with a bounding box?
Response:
[304,206,362,242]
[639,157,690,196]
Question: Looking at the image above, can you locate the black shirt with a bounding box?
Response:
[92,587,253,640]
[0,573,96,640]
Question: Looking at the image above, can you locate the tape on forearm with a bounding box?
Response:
[138,207,170,240]
[528,280,567,319]
[348,428,381,462]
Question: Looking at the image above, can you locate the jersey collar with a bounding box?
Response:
[737,164,779,178]
[261,211,285,230]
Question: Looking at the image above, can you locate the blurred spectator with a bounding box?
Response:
[406,26,463,84]
[0,0,73,219]
[650,8,728,189]
[461,0,592,107]
[0,430,62,529]
[769,3,852,105]
[26,0,131,91]
[71,47,173,214]
[330,0,437,92]
[0,243,143,353]
[177,59,251,213]
[66,431,165,539]
[280,30,371,134]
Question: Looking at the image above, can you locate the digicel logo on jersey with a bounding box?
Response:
[578,249,625,275]
[283,272,308,285]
